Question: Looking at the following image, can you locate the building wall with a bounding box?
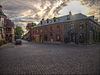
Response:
[63,19,89,44]
[32,23,64,43]
[0,5,15,42]
[4,19,14,42]
[0,16,5,39]
[90,19,100,43]
[29,18,100,44]
[63,18,100,44]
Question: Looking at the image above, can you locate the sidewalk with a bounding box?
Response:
[0,43,15,48]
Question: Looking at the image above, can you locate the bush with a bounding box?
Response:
[0,38,7,46]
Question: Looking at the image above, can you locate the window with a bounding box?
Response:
[79,24,84,29]
[70,24,75,33]
[57,25,60,32]
[94,26,96,30]
[67,15,70,20]
[50,32,53,37]
[33,31,34,34]
[50,20,52,23]
[40,29,42,32]
[79,22,84,29]
[50,26,52,31]
[0,29,1,33]
[44,34,48,41]
[56,35,60,41]
[79,33,84,40]
[36,29,38,33]
[70,24,74,30]
[46,19,49,23]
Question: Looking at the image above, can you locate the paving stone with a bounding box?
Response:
[0,40,100,75]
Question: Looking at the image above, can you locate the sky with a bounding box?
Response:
[0,0,100,33]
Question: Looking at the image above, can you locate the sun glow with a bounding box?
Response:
[60,1,89,15]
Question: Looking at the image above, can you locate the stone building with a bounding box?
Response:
[29,12,100,44]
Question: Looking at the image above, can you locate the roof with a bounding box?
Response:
[32,13,100,29]
[33,13,87,28]
[0,12,7,17]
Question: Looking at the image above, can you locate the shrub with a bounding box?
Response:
[0,38,7,46]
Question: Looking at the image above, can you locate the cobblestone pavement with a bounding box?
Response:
[0,40,100,75]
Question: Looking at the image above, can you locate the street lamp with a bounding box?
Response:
[29,24,32,41]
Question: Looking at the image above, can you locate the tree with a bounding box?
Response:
[15,26,24,39]
[26,22,36,31]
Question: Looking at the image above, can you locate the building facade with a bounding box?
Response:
[0,5,7,39]
[5,19,14,42]
[0,5,14,42]
[29,12,100,44]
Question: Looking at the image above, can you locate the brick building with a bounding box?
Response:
[29,12,100,44]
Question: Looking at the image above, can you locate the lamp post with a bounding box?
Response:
[29,24,32,41]
[86,22,88,46]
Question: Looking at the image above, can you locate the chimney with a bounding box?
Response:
[53,17,56,22]
[69,11,72,16]
[0,5,2,13]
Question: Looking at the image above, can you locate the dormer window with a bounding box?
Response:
[50,20,52,23]
[40,18,44,25]
[46,19,49,23]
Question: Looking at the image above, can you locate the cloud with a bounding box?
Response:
[0,0,100,33]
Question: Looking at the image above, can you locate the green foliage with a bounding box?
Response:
[15,26,24,39]
[26,22,36,31]
[0,39,7,46]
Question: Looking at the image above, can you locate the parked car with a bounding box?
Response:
[15,39,22,45]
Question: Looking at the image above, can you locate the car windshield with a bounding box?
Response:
[16,39,21,41]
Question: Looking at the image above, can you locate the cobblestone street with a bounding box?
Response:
[0,40,100,75]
